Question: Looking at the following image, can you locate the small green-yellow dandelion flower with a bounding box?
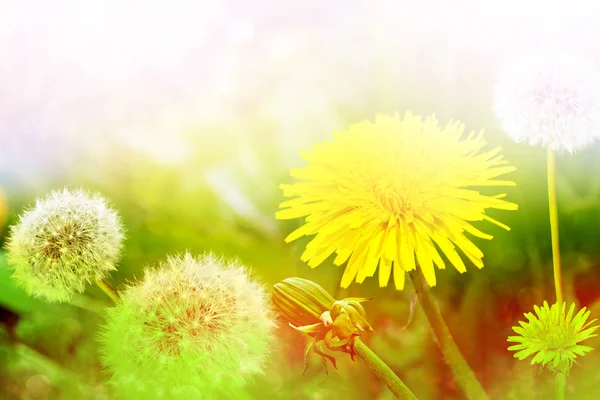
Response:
[99,252,276,399]
[508,301,599,374]
[276,112,518,289]
[5,188,124,302]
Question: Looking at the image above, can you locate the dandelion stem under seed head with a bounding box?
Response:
[546,149,563,303]
[96,279,121,304]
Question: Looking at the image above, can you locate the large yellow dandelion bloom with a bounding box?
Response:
[276,112,518,290]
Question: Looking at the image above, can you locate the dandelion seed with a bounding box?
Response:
[508,301,599,375]
[5,188,124,302]
[277,112,517,289]
[493,52,600,153]
[99,252,276,399]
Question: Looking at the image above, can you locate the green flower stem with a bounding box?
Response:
[409,270,489,400]
[96,279,121,304]
[547,149,564,303]
[555,372,566,400]
[353,338,418,400]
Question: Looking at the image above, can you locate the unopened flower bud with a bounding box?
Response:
[273,277,336,327]
[272,277,373,374]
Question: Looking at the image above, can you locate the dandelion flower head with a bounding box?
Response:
[493,52,600,153]
[99,252,276,399]
[5,188,124,302]
[508,301,599,374]
[276,112,517,289]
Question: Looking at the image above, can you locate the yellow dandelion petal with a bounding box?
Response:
[277,112,518,289]
[398,220,417,274]
[392,261,406,290]
[414,234,437,287]
[333,247,353,266]
[379,257,394,287]
[483,214,512,231]
[341,236,370,288]
[383,218,399,261]
[357,228,385,283]
[462,223,493,240]
[431,231,467,273]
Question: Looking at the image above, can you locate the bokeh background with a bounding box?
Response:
[2,1,600,399]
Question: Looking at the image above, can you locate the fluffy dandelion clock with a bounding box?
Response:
[493,52,600,153]
[5,188,124,302]
[508,302,599,375]
[277,112,518,289]
[99,253,276,399]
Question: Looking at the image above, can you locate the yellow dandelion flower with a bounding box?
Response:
[276,112,518,289]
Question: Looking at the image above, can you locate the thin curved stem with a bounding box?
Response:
[547,149,564,303]
[353,338,419,400]
[95,279,121,304]
[409,270,489,400]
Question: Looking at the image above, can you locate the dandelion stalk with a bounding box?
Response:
[409,269,489,400]
[546,149,563,303]
[547,149,567,400]
[353,338,418,400]
[555,372,566,400]
[96,279,121,304]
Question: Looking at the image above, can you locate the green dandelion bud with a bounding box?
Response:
[272,277,373,374]
[5,188,124,302]
[272,277,336,327]
[273,278,418,399]
[508,301,599,375]
[99,252,276,399]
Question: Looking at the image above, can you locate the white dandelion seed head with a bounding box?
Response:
[5,188,124,302]
[493,51,600,153]
[98,252,276,397]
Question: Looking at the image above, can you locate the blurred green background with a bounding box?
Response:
[2,1,600,399]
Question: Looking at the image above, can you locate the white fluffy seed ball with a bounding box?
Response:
[99,252,276,399]
[5,188,124,302]
[493,52,600,153]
